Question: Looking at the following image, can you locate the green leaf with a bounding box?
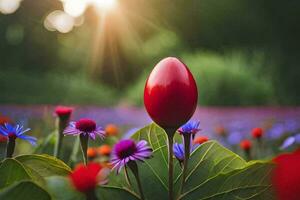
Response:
[179,141,246,194]
[129,124,181,199]
[128,123,274,200]
[46,176,84,200]
[45,176,140,200]
[96,186,140,200]
[0,181,51,200]
[178,162,275,200]
[15,154,71,177]
[0,159,31,189]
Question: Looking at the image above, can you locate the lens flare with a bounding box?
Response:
[91,0,117,11]
[63,0,87,17]
[0,0,22,14]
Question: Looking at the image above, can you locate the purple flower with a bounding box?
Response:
[280,133,300,150]
[63,118,105,140]
[173,142,198,162]
[178,120,201,135]
[173,143,185,161]
[266,123,286,140]
[111,139,152,173]
[284,120,300,132]
[227,131,243,145]
[0,123,36,145]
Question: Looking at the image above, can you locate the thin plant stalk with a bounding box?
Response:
[85,189,98,200]
[80,134,89,165]
[245,150,252,161]
[54,117,69,158]
[256,138,263,159]
[124,165,132,186]
[166,128,176,200]
[68,136,80,166]
[180,134,191,194]
[0,141,7,159]
[128,161,145,200]
[6,137,15,158]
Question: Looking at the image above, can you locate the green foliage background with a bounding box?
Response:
[0,0,300,105]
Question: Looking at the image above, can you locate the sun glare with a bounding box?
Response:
[91,0,117,11]
[61,0,117,17]
[63,0,86,17]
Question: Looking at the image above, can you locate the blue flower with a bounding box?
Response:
[227,131,243,145]
[178,121,201,135]
[280,133,300,150]
[173,143,185,161]
[173,143,198,162]
[266,123,286,140]
[0,123,37,145]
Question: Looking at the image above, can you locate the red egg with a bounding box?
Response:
[144,57,198,129]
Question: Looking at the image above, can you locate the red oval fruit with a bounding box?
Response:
[144,57,198,129]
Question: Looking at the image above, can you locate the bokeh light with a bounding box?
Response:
[0,0,22,14]
[44,10,75,33]
[62,0,87,17]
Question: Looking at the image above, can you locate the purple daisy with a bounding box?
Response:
[178,120,201,135]
[0,123,37,145]
[111,139,152,173]
[63,118,105,140]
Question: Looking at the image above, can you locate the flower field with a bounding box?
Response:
[0,58,299,199]
[1,1,300,199]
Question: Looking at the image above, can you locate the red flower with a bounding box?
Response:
[75,119,96,132]
[144,57,198,130]
[0,134,7,142]
[55,106,73,119]
[193,136,209,144]
[251,127,263,139]
[215,126,226,136]
[240,140,252,151]
[0,116,11,125]
[69,162,107,193]
[272,149,300,200]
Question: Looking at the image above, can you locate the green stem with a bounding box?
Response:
[124,165,132,186]
[256,138,262,159]
[54,118,69,158]
[85,189,98,200]
[180,134,191,194]
[80,134,89,165]
[68,136,80,166]
[6,137,15,158]
[245,149,252,161]
[128,161,145,200]
[166,128,176,200]
[0,142,7,159]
